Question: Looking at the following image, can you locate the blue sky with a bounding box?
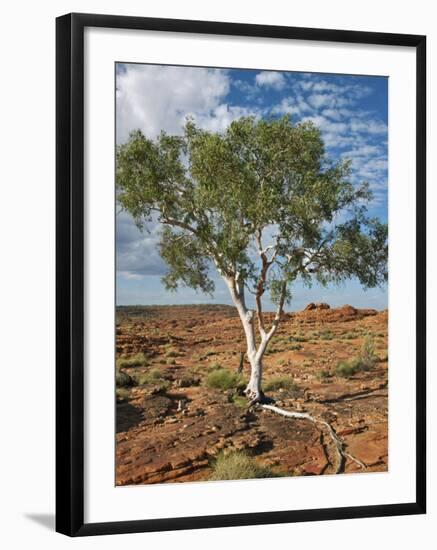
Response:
[116,64,388,311]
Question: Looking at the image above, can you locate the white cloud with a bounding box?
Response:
[192,104,261,133]
[350,118,387,134]
[271,95,312,117]
[255,71,286,90]
[116,64,231,143]
[116,211,166,278]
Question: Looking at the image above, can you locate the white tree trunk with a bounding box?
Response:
[224,276,277,402]
[245,356,263,399]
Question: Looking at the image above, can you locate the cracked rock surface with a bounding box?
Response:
[116,304,388,485]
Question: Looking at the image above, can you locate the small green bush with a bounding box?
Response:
[205,368,241,391]
[316,369,331,380]
[290,343,303,351]
[336,335,378,377]
[360,334,378,369]
[336,361,359,377]
[289,334,307,343]
[264,376,297,392]
[210,451,281,480]
[231,395,248,409]
[131,368,165,386]
[206,362,223,372]
[116,388,130,403]
[116,352,149,369]
[116,369,133,388]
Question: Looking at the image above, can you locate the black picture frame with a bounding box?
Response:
[56,12,426,537]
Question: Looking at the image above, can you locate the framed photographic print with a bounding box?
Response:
[56,13,426,536]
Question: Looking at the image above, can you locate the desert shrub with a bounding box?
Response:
[289,334,307,343]
[178,376,200,388]
[264,376,297,392]
[289,343,303,351]
[336,335,378,377]
[131,368,165,386]
[335,361,359,377]
[210,451,280,480]
[360,334,378,369]
[336,357,368,377]
[319,329,333,340]
[316,369,331,380]
[205,368,241,391]
[116,369,133,388]
[206,362,222,372]
[265,346,284,354]
[116,352,149,369]
[116,388,130,403]
[231,395,248,409]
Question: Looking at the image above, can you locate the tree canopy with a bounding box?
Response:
[116,115,388,312]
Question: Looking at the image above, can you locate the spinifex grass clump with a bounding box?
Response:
[116,352,149,369]
[210,451,281,480]
[131,368,167,387]
[336,360,360,378]
[205,368,244,391]
[316,369,331,381]
[360,334,378,370]
[336,335,378,377]
[116,388,130,403]
[116,369,133,388]
[263,376,298,392]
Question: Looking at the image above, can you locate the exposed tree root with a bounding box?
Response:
[246,391,275,407]
[261,404,366,474]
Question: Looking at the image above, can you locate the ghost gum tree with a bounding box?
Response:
[116,116,388,405]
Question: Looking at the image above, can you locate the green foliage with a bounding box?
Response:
[289,334,307,342]
[116,388,130,403]
[116,116,388,300]
[205,368,242,391]
[263,376,297,392]
[231,395,248,409]
[335,336,378,377]
[131,368,168,388]
[289,343,303,351]
[316,369,331,381]
[210,451,281,480]
[116,369,133,388]
[116,352,149,369]
[336,361,359,378]
[360,334,378,369]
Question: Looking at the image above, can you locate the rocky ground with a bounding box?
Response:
[115,303,388,485]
